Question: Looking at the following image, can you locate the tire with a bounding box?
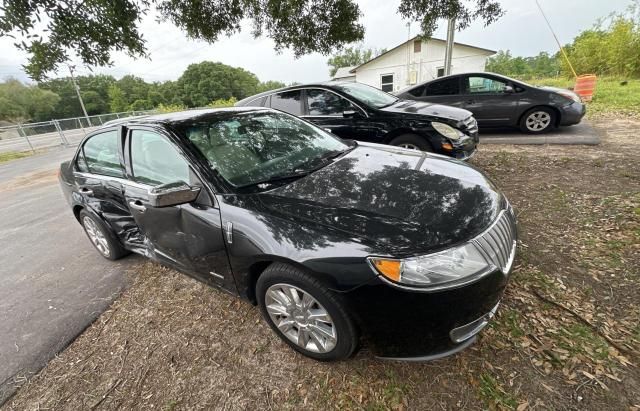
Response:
[389,134,433,152]
[256,262,359,361]
[519,107,556,134]
[79,209,129,261]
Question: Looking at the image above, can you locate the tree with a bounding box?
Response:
[327,46,385,76]
[108,85,129,112]
[257,80,287,93]
[398,0,503,38]
[0,79,60,123]
[177,61,260,107]
[0,0,503,81]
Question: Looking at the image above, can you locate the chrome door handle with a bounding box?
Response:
[79,187,93,195]
[128,200,146,212]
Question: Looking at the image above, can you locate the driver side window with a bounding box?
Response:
[466,76,507,94]
[130,130,191,186]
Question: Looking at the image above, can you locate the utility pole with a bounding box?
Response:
[68,65,91,125]
[444,18,455,76]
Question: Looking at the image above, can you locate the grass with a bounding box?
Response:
[478,373,518,410]
[524,76,640,118]
[0,151,32,164]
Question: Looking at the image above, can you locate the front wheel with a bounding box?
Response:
[256,263,359,361]
[519,107,556,133]
[389,134,433,152]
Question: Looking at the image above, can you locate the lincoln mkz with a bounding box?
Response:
[59,108,517,361]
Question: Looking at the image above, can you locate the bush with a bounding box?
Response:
[207,97,237,108]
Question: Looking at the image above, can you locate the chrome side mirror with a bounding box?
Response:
[148,181,201,207]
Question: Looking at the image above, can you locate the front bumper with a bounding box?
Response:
[447,134,477,161]
[344,269,508,358]
[559,101,587,126]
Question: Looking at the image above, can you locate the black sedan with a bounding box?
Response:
[59,108,517,361]
[395,72,586,133]
[236,81,479,160]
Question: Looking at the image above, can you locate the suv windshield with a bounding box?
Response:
[173,111,350,187]
[331,82,398,108]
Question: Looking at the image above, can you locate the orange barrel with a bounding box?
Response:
[574,74,597,102]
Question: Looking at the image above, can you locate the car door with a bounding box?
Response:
[460,74,519,127]
[301,88,371,140]
[73,128,137,243]
[122,126,235,290]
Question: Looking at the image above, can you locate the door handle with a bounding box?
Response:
[466,99,475,104]
[79,187,93,195]
[128,200,146,212]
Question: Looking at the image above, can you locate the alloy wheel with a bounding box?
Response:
[525,111,551,131]
[265,283,337,353]
[83,216,110,257]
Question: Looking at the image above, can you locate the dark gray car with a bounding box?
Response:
[394,72,586,133]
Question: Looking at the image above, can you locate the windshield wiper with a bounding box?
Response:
[237,170,312,189]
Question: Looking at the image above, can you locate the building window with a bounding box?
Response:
[381,74,394,92]
[413,40,421,53]
[437,67,445,77]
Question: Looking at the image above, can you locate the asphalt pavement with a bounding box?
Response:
[0,147,140,404]
[479,121,601,145]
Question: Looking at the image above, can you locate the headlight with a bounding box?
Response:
[368,243,492,289]
[431,122,461,140]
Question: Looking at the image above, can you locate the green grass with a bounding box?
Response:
[478,373,518,410]
[523,76,640,117]
[0,151,32,164]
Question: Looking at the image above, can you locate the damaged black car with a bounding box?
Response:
[59,108,517,361]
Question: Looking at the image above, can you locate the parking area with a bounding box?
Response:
[0,147,141,404]
[1,117,637,410]
[480,121,601,145]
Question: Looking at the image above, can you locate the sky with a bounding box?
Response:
[0,0,634,84]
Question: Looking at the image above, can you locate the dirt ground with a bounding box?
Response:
[3,118,639,411]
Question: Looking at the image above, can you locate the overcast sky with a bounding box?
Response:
[0,0,633,84]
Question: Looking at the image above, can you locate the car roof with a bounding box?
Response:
[100,107,270,128]
[235,81,355,106]
[398,72,527,92]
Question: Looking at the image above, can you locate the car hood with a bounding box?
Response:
[258,143,502,257]
[379,99,472,122]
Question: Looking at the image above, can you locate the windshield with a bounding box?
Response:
[174,111,350,187]
[331,82,398,108]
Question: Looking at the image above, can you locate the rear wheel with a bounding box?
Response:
[389,134,433,152]
[79,210,128,260]
[519,107,556,133]
[256,263,359,361]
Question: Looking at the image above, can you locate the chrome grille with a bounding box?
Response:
[462,116,478,135]
[472,207,517,274]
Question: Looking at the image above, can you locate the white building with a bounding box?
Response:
[332,36,495,92]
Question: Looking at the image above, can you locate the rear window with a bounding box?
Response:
[270,90,302,115]
[82,131,124,178]
[408,85,426,97]
[425,78,460,96]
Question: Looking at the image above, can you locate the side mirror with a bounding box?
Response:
[148,181,201,207]
[503,85,515,94]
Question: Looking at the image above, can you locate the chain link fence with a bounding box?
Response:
[0,110,156,154]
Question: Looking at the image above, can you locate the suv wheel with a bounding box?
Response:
[256,263,358,361]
